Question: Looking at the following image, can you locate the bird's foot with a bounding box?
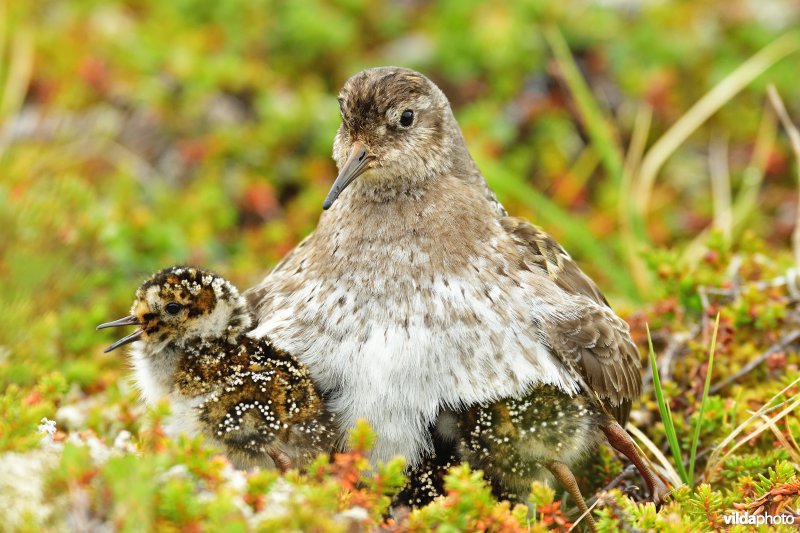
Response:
[647,477,671,508]
[547,461,598,533]
[601,420,671,509]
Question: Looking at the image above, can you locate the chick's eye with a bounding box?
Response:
[165,302,182,315]
[400,109,414,128]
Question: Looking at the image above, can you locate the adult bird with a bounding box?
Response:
[246,67,666,509]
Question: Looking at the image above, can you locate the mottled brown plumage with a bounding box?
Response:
[501,217,641,423]
[98,266,336,470]
[246,67,666,515]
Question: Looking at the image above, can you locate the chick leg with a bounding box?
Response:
[601,420,670,506]
[268,449,293,474]
[547,460,597,533]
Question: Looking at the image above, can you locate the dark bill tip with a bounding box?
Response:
[322,143,372,210]
[103,328,145,353]
[322,195,336,211]
[96,315,141,330]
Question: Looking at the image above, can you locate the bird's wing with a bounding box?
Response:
[500,217,609,305]
[191,343,282,455]
[501,216,641,424]
[194,339,331,466]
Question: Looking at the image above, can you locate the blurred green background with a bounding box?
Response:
[2,0,800,395]
[2,2,800,529]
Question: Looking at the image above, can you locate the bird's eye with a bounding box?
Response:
[165,302,182,315]
[400,109,414,128]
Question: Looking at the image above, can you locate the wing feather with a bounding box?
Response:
[501,217,641,424]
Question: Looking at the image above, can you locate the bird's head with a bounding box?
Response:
[97,266,251,354]
[323,66,466,209]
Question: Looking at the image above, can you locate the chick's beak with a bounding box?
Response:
[96,315,144,353]
[322,142,373,210]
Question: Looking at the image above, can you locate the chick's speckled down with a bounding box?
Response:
[176,334,335,468]
[451,385,606,501]
[397,385,607,507]
[101,266,336,470]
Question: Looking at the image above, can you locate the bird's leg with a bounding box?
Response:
[268,449,293,474]
[547,460,597,533]
[600,420,670,506]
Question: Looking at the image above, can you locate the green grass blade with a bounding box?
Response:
[543,25,651,296]
[688,313,720,487]
[542,25,625,187]
[646,323,689,485]
[636,31,800,215]
[767,85,800,268]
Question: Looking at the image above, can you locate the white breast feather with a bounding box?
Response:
[250,248,583,465]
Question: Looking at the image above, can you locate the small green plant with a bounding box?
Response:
[646,323,689,486]
[646,312,720,488]
[688,313,720,486]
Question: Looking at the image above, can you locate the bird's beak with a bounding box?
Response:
[322,142,373,210]
[96,315,144,353]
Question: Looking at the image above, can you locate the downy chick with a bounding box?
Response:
[98,266,335,471]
